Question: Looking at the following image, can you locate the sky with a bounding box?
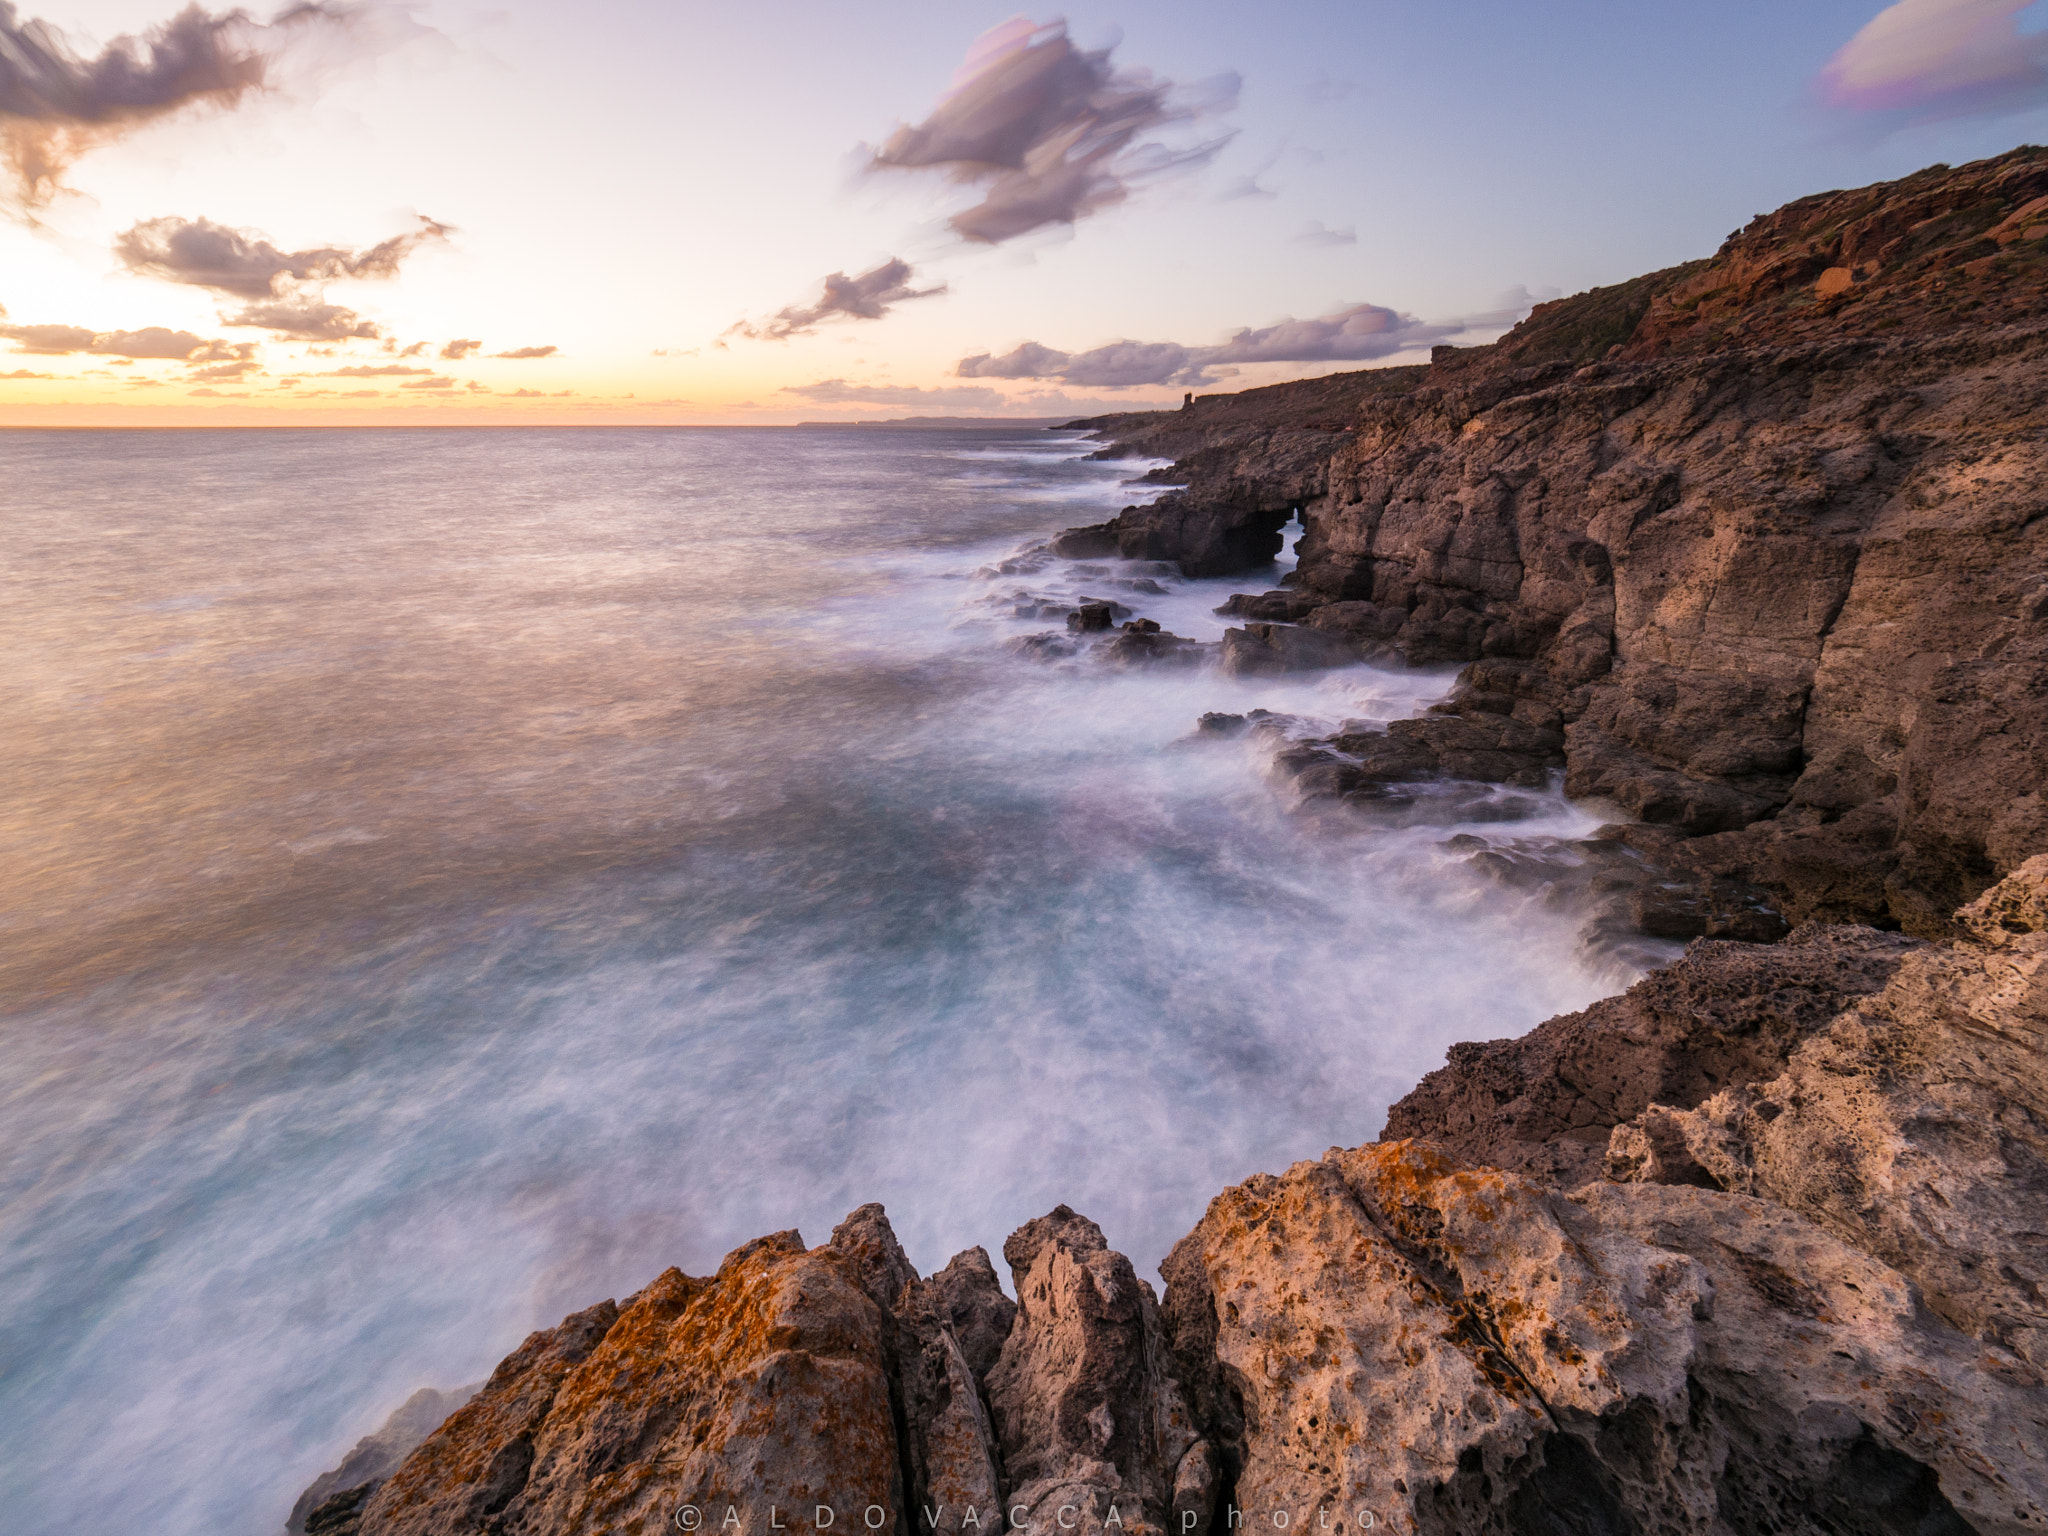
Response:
[1,0,2046,425]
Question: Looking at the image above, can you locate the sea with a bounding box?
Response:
[0,425,1643,1533]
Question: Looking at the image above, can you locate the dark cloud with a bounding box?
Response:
[440,337,480,359]
[491,345,556,358]
[325,363,431,376]
[869,18,1237,244]
[729,258,944,341]
[115,213,450,298]
[1818,0,2048,123]
[223,298,378,339]
[0,318,252,360]
[0,2,363,209]
[957,299,1529,388]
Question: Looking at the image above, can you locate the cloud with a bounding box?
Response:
[1292,220,1356,247]
[115,213,450,298]
[508,387,542,397]
[188,358,258,379]
[779,378,1008,408]
[223,298,377,339]
[956,298,1529,388]
[399,374,454,389]
[0,1,369,210]
[326,363,431,376]
[491,344,556,358]
[1,366,52,377]
[0,319,253,360]
[440,337,479,359]
[1817,0,2048,121]
[729,258,945,341]
[115,211,447,339]
[868,17,1238,244]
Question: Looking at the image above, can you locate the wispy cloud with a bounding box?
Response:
[222,298,377,340]
[1291,220,1356,247]
[955,298,1516,388]
[728,258,945,341]
[114,212,449,340]
[491,345,556,358]
[116,214,450,298]
[1817,0,2048,122]
[0,2,390,211]
[0,315,255,362]
[777,377,1156,415]
[325,363,432,376]
[868,17,1238,244]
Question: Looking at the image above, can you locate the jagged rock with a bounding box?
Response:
[289,1385,482,1534]
[1160,1139,2048,1535]
[1098,629,1208,669]
[1958,852,2048,946]
[1214,590,1319,622]
[1067,602,1121,633]
[358,1230,901,1536]
[1609,857,2048,1368]
[986,1207,1209,1536]
[1382,921,1923,1185]
[1217,623,1359,677]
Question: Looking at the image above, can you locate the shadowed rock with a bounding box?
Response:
[986,1207,1211,1536]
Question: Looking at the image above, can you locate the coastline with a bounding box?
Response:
[293,149,2047,1535]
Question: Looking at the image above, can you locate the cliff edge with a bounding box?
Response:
[1060,146,2048,936]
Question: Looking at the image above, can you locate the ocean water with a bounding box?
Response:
[0,426,1633,1534]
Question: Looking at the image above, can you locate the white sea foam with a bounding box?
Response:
[0,425,1636,1536]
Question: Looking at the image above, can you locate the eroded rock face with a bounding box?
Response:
[1381,920,1923,1185]
[986,1207,1210,1536]
[329,1206,1219,1536]
[1609,856,2048,1369]
[1161,1140,2047,1535]
[290,1385,481,1535]
[356,1228,904,1536]
[1058,148,2048,932]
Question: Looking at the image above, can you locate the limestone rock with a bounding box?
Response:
[1382,921,1922,1185]
[1217,623,1359,677]
[986,1206,1208,1536]
[289,1385,482,1535]
[1161,1140,2048,1534]
[1609,858,2048,1369]
[358,1228,901,1536]
[1056,147,2048,933]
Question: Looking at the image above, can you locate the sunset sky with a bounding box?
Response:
[3,0,2047,425]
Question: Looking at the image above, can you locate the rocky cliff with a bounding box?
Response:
[294,858,2048,1536]
[287,154,2048,1536]
[1062,146,2048,937]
